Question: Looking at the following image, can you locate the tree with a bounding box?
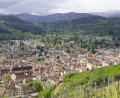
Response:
[34,57,45,62]
[3,74,11,83]
[91,66,94,71]
[39,89,50,98]
[1,59,8,64]
[37,45,40,49]
[91,48,96,54]
[54,44,58,49]
[39,85,56,98]
[33,80,43,92]
[65,48,70,53]
[10,54,13,58]
[20,45,24,50]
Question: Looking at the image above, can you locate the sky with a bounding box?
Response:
[0,0,120,15]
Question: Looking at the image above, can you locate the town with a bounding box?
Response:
[0,35,120,97]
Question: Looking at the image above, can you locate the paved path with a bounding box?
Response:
[54,83,63,95]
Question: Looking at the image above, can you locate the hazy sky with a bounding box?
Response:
[0,0,120,15]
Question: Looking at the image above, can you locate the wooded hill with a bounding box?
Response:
[38,16,120,38]
[0,15,120,40]
[0,15,45,40]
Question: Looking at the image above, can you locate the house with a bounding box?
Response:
[78,53,86,59]
[0,68,10,76]
[118,53,120,58]
[78,67,87,73]
[11,66,33,83]
[86,63,97,70]
[48,49,62,54]
[11,73,33,83]
[102,61,109,66]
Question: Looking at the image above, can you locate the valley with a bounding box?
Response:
[0,11,120,98]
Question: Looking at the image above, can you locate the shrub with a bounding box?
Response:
[33,80,43,92]
[39,85,56,98]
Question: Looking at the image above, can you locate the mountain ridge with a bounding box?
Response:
[11,12,93,23]
[1,11,120,23]
[91,10,120,17]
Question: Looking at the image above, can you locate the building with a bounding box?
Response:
[11,66,33,83]
[0,68,10,76]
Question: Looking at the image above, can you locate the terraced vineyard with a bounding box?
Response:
[53,64,120,98]
[58,79,120,98]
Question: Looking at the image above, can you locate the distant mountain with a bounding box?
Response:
[0,15,45,40]
[110,13,120,17]
[0,13,5,15]
[11,12,93,23]
[1,11,120,23]
[11,13,39,23]
[91,10,120,17]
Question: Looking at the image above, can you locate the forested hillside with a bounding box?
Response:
[0,15,45,40]
[0,15,120,40]
[38,16,120,38]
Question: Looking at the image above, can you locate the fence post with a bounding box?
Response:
[117,84,119,98]
[80,86,82,98]
[95,82,97,98]
[77,87,79,98]
[59,93,60,98]
[108,78,110,89]
[72,94,74,98]
[64,90,65,98]
[84,88,86,98]
[64,87,66,98]
[109,88,112,97]
[86,89,89,98]
[103,78,105,87]
[76,91,78,98]
[78,86,80,97]
[53,94,54,98]
[60,92,62,98]
[100,81,102,97]
[81,86,82,98]
[67,87,69,98]
[103,94,106,98]
[59,92,62,98]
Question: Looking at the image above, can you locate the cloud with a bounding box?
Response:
[0,0,20,8]
[0,0,120,15]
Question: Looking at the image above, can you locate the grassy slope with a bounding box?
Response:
[57,64,120,97]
